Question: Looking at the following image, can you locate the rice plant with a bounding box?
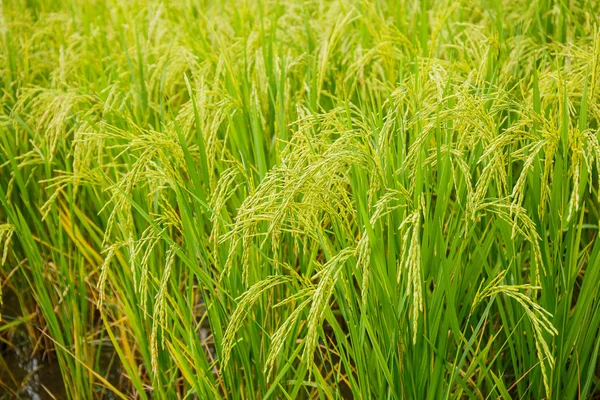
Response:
[1,0,600,398]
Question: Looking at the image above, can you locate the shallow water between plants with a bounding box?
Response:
[0,291,122,399]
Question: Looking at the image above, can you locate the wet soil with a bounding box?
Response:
[0,291,121,399]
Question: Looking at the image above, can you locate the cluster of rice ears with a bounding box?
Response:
[1,0,600,398]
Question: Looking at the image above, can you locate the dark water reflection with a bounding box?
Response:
[0,291,121,399]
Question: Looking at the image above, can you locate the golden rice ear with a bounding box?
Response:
[97,247,116,309]
[472,270,558,398]
[0,224,14,267]
[395,203,424,345]
[302,248,354,367]
[151,245,177,377]
[3,0,600,397]
[0,224,15,316]
[221,275,296,371]
[265,292,313,379]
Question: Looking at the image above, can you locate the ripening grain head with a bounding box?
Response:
[1,0,600,399]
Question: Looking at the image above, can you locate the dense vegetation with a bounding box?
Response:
[1,0,600,398]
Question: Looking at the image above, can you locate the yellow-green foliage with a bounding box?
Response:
[1,0,600,399]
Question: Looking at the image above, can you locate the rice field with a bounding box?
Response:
[1,0,600,398]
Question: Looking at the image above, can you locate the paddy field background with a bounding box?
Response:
[1,0,600,398]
